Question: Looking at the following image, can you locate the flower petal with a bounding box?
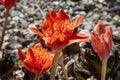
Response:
[40,56,53,75]
[91,32,102,53]
[71,30,90,42]
[26,48,35,61]
[103,27,112,55]
[30,27,44,38]
[18,48,26,60]
[74,16,84,28]
[94,20,105,34]
[33,43,43,49]
[42,13,55,32]
[59,9,69,20]
[50,9,57,18]
[23,59,35,72]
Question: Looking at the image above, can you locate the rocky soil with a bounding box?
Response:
[0,0,120,80]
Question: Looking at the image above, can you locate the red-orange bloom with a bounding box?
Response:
[30,9,90,50]
[0,0,16,10]
[91,21,112,61]
[18,43,54,76]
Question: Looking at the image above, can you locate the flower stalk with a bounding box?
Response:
[0,9,9,51]
[101,59,108,80]
[50,50,61,80]
[60,62,69,80]
[35,75,40,80]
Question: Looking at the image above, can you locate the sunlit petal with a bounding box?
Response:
[74,16,84,28]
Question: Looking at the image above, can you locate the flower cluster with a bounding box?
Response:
[18,9,90,77]
[18,9,112,78]
[0,1,113,80]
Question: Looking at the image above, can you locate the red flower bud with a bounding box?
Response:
[91,21,112,61]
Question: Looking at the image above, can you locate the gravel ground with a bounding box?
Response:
[0,0,120,80]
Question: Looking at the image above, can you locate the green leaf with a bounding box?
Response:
[17,60,22,66]
[74,70,86,80]
[90,59,101,75]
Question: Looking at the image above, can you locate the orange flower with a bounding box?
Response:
[18,43,54,76]
[30,9,90,50]
[91,21,112,61]
[0,0,16,10]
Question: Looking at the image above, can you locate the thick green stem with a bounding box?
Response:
[61,63,69,80]
[35,75,40,80]
[0,9,9,51]
[50,50,61,80]
[101,59,108,80]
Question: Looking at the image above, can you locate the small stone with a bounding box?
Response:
[96,4,103,9]
[13,36,19,41]
[19,13,24,18]
[2,42,10,49]
[10,43,22,49]
[4,35,10,41]
[53,1,59,5]
[19,18,29,28]
[26,7,36,15]
[98,0,104,3]
[79,11,87,16]
[12,16,20,21]
[13,29,19,32]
